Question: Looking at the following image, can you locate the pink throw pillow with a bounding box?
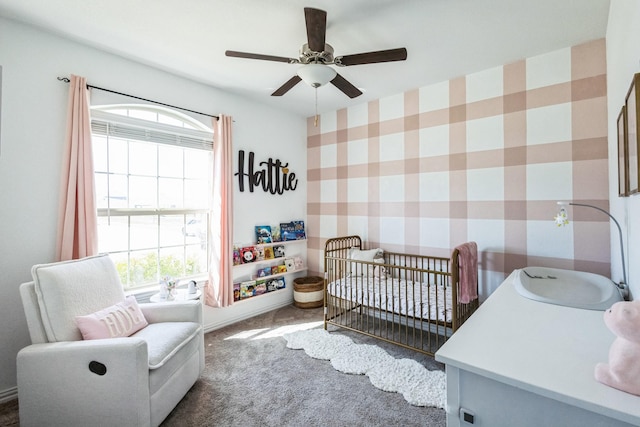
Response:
[75,296,148,340]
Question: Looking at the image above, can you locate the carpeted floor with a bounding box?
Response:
[0,304,446,426]
[0,399,18,426]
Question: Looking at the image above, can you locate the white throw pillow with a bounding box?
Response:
[348,248,384,276]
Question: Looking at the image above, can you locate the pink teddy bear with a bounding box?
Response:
[594,300,640,396]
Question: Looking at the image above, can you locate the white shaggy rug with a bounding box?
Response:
[283,329,446,408]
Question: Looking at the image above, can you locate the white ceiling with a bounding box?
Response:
[0,0,611,118]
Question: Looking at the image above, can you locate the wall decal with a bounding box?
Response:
[235,150,298,194]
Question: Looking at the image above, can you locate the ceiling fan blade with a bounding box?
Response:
[226,50,296,64]
[330,73,363,99]
[271,75,302,96]
[335,48,408,66]
[304,7,327,52]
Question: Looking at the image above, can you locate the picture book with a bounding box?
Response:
[255,246,265,261]
[265,279,279,292]
[294,256,304,270]
[233,246,241,265]
[277,264,288,274]
[280,220,306,241]
[271,225,281,242]
[254,280,267,295]
[256,267,269,278]
[275,277,286,289]
[233,283,241,301]
[264,246,275,259]
[273,245,285,258]
[271,266,280,275]
[284,258,295,271]
[265,277,286,292]
[241,246,258,263]
[239,280,256,299]
[255,225,272,244]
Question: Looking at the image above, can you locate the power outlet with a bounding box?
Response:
[460,408,475,424]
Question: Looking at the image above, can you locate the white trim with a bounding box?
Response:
[0,386,18,404]
[202,298,293,333]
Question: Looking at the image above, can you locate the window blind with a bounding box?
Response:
[91,110,213,151]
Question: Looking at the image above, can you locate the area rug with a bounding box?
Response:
[283,328,446,408]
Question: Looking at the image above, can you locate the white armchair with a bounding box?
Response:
[17,254,205,427]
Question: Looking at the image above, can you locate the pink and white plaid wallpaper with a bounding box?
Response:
[306,39,609,297]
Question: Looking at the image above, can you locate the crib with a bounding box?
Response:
[323,235,480,356]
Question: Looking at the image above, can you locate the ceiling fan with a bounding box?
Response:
[225,7,408,99]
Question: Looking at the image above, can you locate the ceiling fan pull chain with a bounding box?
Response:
[314,87,319,127]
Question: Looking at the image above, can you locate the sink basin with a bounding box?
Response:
[514,267,624,311]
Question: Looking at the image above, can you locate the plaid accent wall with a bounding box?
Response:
[307,39,608,296]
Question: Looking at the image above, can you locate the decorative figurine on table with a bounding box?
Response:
[160,276,177,300]
[594,300,640,396]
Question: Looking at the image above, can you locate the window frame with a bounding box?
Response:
[91,104,214,290]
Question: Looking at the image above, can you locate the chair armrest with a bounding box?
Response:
[17,339,151,426]
[139,300,202,324]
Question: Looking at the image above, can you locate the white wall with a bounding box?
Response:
[0,17,306,398]
[606,0,640,298]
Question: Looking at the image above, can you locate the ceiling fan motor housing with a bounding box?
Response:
[299,43,334,64]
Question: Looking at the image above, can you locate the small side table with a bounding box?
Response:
[150,289,202,303]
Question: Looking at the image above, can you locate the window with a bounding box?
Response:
[91,104,213,290]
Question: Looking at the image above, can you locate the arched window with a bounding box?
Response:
[91,104,213,290]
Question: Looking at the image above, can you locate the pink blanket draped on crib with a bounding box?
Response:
[455,242,478,304]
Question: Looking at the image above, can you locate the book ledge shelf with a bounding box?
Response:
[233,222,306,302]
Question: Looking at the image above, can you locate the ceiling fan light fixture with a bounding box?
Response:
[297,63,336,88]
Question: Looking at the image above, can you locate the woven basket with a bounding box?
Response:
[293,276,324,309]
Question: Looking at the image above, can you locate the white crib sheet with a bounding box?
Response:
[327,275,452,323]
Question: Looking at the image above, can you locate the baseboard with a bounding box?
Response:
[203,299,293,333]
[0,386,18,404]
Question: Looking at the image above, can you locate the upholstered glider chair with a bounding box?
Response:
[17,254,205,427]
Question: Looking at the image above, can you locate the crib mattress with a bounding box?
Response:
[327,275,452,323]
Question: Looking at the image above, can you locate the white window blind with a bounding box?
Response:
[91,109,213,151]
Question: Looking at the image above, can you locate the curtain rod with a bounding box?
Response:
[57,77,219,120]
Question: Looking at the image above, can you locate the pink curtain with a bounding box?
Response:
[206,115,234,307]
[56,75,98,261]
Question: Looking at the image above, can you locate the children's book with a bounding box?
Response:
[265,279,279,292]
[284,258,295,271]
[277,264,288,274]
[255,225,272,244]
[264,246,275,259]
[254,280,267,295]
[239,280,256,299]
[271,225,281,242]
[265,277,286,292]
[280,221,306,241]
[233,283,241,301]
[233,246,241,265]
[273,245,285,258]
[241,246,258,263]
[255,247,265,261]
[271,266,280,275]
[294,256,304,270]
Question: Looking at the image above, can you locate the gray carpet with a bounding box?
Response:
[0,305,446,426]
[161,304,446,427]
